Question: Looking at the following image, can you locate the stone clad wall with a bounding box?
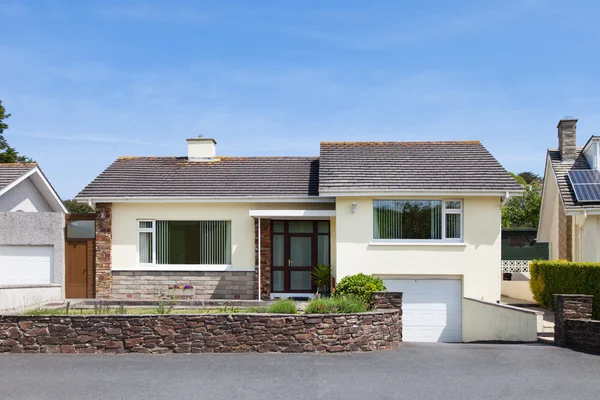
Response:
[112,271,255,300]
[254,218,271,300]
[95,203,112,298]
[0,309,401,354]
[554,294,600,354]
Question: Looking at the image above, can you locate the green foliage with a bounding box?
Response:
[517,171,541,185]
[502,172,542,228]
[0,100,33,163]
[312,264,331,291]
[63,199,94,214]
[530,260,600,319]
[217,303,240,314]
[156,291,176,314]
[265,299,298,314]
[304,296,367,314]
[333,273,386,309]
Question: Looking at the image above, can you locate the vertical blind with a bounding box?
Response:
[142,220,232,265]
[374,200,442,240]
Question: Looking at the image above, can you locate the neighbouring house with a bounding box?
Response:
[75,137,522,342]
[500,228,549,302]
[538,117,600,262]
[0,163,67,311]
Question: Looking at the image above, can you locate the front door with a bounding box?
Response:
[271,221,330,294]
[65,242,88,298]
[65,215,96,298]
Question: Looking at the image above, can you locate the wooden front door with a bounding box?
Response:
[271,221,330,294]
[65,214,96,298]
[65,242,89,298]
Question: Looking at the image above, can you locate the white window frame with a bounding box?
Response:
[137,220,155,265]
[135,219,233,269]
[372,199,463,243]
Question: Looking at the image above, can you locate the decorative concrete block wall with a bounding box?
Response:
[554,294,600,353]
[0,309,401,354]
[112,271,255,300]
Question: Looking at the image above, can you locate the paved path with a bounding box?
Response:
[0,343,598,400]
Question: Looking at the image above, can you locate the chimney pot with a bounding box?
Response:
[558,117,577,160]
[187,137,216,161]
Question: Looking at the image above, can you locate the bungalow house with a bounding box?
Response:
[538,117,600,261]
[0,163,67,311]
[76,138,522,342]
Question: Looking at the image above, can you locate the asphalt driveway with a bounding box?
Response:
[0,343,598,400]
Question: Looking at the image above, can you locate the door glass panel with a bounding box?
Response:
[290,237,312,267]
[67,220,95,239]
[318,235,329,266]
[318,221,329,233]
[273,221,284,233]
[272,270,284,292]
[289,221,314,233]
[290,271,312,290]
[272,235,284,267]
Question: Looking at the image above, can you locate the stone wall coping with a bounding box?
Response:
[0,284,62,290]
[1,309,400,319]
[464,297,543,315]
[553,294,593,298]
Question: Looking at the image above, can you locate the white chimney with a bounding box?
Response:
[187,137,216,161]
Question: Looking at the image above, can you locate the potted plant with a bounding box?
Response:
[312,264,331,297]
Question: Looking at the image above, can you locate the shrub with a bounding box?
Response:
[305,296,367,314]
[265,299,298,314]
[333,273,386,309]
[530,259,600,319]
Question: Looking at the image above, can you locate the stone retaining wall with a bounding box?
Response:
[554,294,600,354]
[0,309,401,354]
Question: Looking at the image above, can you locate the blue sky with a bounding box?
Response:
[2,0,600,199]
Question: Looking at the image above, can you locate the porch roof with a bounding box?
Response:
[249,210,335,219]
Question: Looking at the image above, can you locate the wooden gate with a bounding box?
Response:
[65,214,95,298]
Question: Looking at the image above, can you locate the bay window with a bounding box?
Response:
[373,200,462,242]
[137,220,232,265]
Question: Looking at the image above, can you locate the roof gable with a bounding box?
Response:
[318,141,522,194]
[0,163,67,213]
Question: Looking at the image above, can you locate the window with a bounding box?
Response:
[137,220,231,265]
[373,199,462,241]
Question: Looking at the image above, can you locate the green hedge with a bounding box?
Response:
[530,260,600,319]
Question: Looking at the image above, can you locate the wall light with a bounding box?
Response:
[351,201,358,213]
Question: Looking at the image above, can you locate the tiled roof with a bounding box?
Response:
[319,141,522,193]
[0,163,37,191]
[548,148,600,210]
[76,157,320,199]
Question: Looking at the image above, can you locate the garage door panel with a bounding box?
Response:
[0,246,54,285]
[382,278,462,343]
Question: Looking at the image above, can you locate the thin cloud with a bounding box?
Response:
[20,132,179,149]
[96,3,213,24]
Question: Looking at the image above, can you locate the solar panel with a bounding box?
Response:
[568,170,600,202]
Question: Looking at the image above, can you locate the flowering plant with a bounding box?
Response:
[168,284,194,290]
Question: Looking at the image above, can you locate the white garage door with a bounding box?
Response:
[382,278,462,343]
[0,246,53,285]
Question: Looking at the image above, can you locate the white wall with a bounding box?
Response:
[335,196,502,302]
[0,177,53,212]
[501,281,535,303]
[538,158,559,259]
[111,202,335,271]
[0,284,62,312]
[462,298,539,342]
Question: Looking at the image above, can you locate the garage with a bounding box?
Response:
[382,278,462,343]
[0,246,54,285]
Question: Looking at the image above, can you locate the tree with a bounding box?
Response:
[502,172,542,228]
[63,199,94,214]
[0,100,33,163]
